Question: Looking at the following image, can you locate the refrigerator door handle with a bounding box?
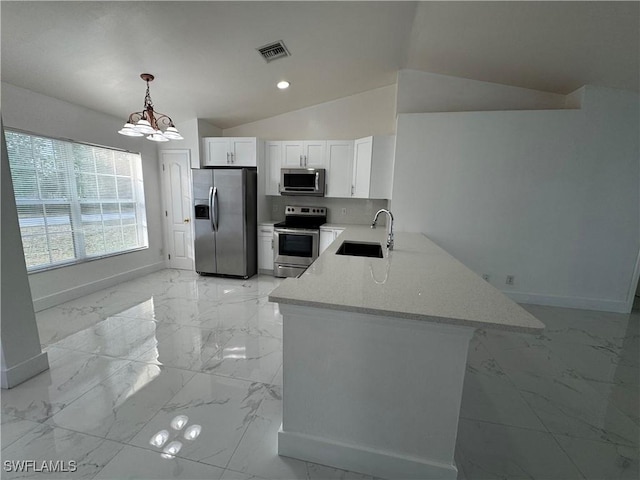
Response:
[209,186,216,232]
[213,186,219,232]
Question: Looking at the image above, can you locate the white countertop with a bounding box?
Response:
[320,223,350,230]
[269,226,545,333]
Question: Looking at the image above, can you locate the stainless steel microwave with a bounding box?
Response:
[280,168,325,196]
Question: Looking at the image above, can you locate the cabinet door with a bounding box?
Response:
[319,229,334,255]
[303,141,326,168]
[352,137,373,198]
[258,234,274,271]
[203,138,231,167]
[282,141,304,167]
[265,141,282,195]
[230,137,257,167]
[325,140,353,198]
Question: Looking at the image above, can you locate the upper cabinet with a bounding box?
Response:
[352,136,395,199]
[263,135,395,199]
[282,141,326,168]
[325,140,354,198]
[264,141,282,196]
[202,137,257,167]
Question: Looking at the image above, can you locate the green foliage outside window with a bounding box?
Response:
[5,130,148,271]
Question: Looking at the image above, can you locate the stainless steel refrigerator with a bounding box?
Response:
[193,168,257,278]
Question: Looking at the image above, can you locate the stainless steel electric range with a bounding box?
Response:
[273,206,327,278]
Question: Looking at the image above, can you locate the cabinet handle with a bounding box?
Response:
[271,238,274,249]
[231,152,234,163]
[226,152,230,164]
[351,185,355,196]
[304,155,308,166]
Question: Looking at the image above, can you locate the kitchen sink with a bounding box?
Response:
[335,241,384,258]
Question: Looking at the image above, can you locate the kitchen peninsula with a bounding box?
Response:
[269,226,545,479]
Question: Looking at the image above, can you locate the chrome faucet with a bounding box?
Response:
[371,208,394,250]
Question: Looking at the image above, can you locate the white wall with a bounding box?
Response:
[223,85,397,139]
[1,123,49,387]
[159,118,222,169]
[396,69,569,114]
[1,83,166,310]
[392,85,639,312]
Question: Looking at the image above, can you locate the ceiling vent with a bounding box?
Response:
[257,40,290,63]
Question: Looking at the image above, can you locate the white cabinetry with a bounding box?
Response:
[264,141,282,196]
[282,141,326,168]
[352,136,395,199]
[319,226,345,255]
[325,140,354,198]
[258,223,275,272]
[263,136,394,199]
[203,137,257,167]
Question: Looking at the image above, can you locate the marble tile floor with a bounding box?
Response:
[0,269,638,479]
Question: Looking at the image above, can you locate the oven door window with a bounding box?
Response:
[279,233,313,258]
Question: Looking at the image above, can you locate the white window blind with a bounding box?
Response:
[5,129,149,271]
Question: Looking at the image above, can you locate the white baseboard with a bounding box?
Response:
[1,351,49,389]
[504,290,630,314]
[278,427,457,480]
[32,262,166,312]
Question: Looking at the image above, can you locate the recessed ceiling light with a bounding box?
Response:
[277,81,290,90]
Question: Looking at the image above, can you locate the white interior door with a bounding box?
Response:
[161,149,194,270]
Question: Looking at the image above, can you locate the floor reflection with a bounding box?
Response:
[0,270,634,479]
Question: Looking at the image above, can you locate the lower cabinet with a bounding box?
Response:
[258,224,275,273]
[319,227,345,255]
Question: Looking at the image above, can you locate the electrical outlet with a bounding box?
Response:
[341,208,347,215]
[506,275,515,285]
[482,274,490,282]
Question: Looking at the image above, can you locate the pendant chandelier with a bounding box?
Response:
[118,73,183,142]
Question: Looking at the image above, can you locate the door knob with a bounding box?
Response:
[184,218,190,223]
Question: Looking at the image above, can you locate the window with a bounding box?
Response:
[5,129,148,271]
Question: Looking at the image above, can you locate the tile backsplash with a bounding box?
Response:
[268,196,388,225]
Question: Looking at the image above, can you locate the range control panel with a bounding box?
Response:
[285,206,327,216]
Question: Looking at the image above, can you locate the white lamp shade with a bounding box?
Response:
[134,119,156,135]
[147,132,169,142]
[118,123,144,137]
[163,127,184,140]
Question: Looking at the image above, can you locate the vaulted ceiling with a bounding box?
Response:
[2,1,638,129]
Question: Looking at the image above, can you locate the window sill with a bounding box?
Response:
[27,246,150,274]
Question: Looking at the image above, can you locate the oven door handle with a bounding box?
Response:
[275,228,320,235]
